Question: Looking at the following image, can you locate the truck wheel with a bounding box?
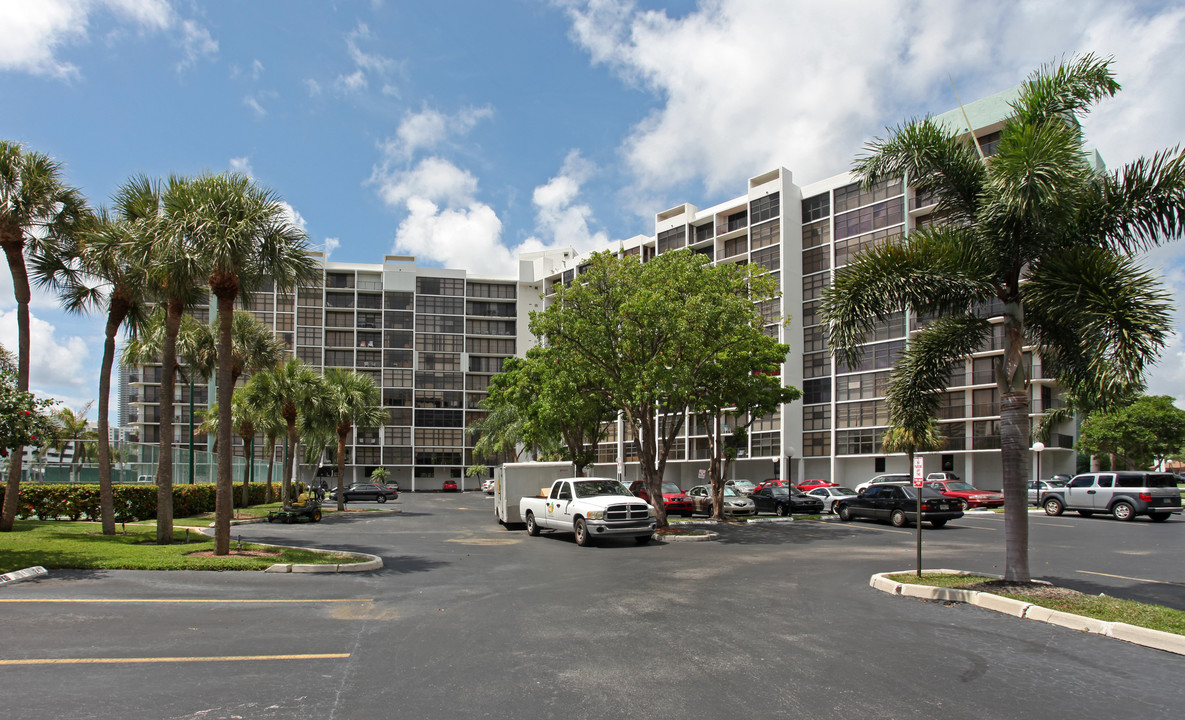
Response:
[890,509,908,528]
[1111,501,1135,521]
[574,518,592,547]
[635,535,652,545]
[1043,497,1064,516]
[525,512,540,536]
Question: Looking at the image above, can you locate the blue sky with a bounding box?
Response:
[2,0,1184,417]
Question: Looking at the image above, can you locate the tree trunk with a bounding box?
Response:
[282,421,297,506]
[264,436,276,503]
[97,301,129,534]
[0,239,31,532]
[998,298,1031,582]
[336,431,348,512]
[213,292,235,555]
[155,299,183,544]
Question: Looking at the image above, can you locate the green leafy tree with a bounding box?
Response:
[1077,395,1185,471]
[691,335,799,520]
[530,249,792,527]
[309,369,387,511]
[170,172,318,555]
[0,140,92,532]
[0,365,56,469]
[248,358,324,506]
[822,54,1185,581]
[479,347,617,474]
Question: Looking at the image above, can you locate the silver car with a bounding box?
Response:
[687,485,756,515]
[1027,479,1066,505]
[1040,471,1182,521]
[805,485,859,513]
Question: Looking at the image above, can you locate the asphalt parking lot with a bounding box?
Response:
[1,493,1182,720]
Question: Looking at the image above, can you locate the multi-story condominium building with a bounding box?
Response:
[123,87,1077,491]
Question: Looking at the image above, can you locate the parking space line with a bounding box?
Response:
[802,520,912,536]
[0,653,350,666]
[0,598,373,604]
[1076,570,1185,588]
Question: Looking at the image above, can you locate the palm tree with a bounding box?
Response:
[312,369,386,511]
[199,389,266,508]
[240,370,287,503]
[247,358,324,507]
[176,172,318,555]
[52,402,95,483]
[822,55,1184,582]
[0,140,93,532]
[45,179,156,533]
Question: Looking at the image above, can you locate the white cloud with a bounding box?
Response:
[229,156,254,178]
[383,105,495,161]
[0,309,92,398]
[279,201,307,231]
[250,58,263,79]
[375,157,481,208]
[0,1,217,79]
[527,150,608,253]
[243,95,267,118]
[305,78,322,96]
[323,237,341,258]
[392,196,513,275]
[335,22,401,94]
[561,1,1185,199]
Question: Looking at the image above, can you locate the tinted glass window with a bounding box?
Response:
[1097,475,1114,488]
[862,487,880,498]
[1069,475,1095,488]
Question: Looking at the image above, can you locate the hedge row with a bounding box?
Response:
[0,481,303,522]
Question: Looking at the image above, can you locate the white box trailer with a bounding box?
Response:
[494,461,576,526]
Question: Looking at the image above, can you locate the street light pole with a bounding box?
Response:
[1032,441,1045,509]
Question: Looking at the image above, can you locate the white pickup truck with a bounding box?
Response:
[520,477,656,547]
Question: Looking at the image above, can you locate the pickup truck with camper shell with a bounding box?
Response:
[520,477,657,546]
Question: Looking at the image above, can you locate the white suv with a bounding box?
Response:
[855,473,912,493]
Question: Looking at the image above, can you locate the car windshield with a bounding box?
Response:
[770,487,789,497]
[661,483,683,494]
[574,480,634,498]
[1043,480,1067,488]
[834,487,857,495]
[722,486,741,497]
[732,481,755,489]
[877,475,910,483]
[903,486,946,499]
[943,482,980,491]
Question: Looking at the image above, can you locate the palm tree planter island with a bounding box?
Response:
[822,54,1185,582]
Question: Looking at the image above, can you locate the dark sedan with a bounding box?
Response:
[334,482,399,503]
[835,484,962,528]
[750,486,825,516]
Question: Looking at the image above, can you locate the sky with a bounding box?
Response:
[1,0,1184,418]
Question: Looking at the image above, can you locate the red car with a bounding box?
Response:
[752,479,790,493]
[796,479,837,492]
[922,480,1004,510]
[442,479,459,492]
[629,480,694,517]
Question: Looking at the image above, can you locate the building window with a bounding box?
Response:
[383,368,413,387]
[324,349,353,367]
[418,353,461,371]
[722,235,747,258]
[803,405,831,431]
[385,292,414,310]
[750,218,779,250]
[297,307,320,326]
[802,246,830,274]
[752,246,779,272]
[751,432,780,457]
[417,296,465,315]
[836,399,889,428]
[466,319,515,336]
[467,337,515,354]
[416,371,464,390]
[834,200,904,240]
[416,334,464,352]
[467,283,516,299]
[834,177,904,213]
[802,193,830,222]
[803,351,828,379]
[325,311,353,328]
[802,272,829,301]
[835,371,890,401]
[385,330,414,349]
[296,347,321,365]
[417,315,466,334]
[803,378,831,405]
[657,226,686,254]
[466,300,517,317]
[749,192,780,224]
[469,356,506,373]
[804,431,830,457]
[835,429,882,455]
[802,219,829,248]
[803,326,827,353]
[417,277,464,296]
[835,226,903,266]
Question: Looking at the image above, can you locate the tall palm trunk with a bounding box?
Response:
[336,426,349,511]
[156,298,183,544]
[999,299,1031,582]
[264,435,277,503]
[282,410,298,506]
[97,293,132,534]
[0,239,31,532]
[213,290,236,555]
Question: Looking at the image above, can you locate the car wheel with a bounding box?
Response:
[1043,497,1063,516]
[1111,501,1135,521]
[891,509,908,528]
[958,498,970,511]
[930,519,947,528]
[1148,512,1170,523]
[525,512,540,536]
[377,495,387,504]
[635,535,652,545]
[574,518,591,547]
[1077,510,1094,517]
[776,504,787,517]
[837,504,851,521]
[312,509,322,522]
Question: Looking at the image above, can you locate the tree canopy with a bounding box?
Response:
[1077,395,1185,471]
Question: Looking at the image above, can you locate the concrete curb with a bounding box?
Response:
[191,527,384,573]
[869,569,1185,656]
[654,530,719,542]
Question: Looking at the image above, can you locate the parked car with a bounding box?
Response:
[629,480,694,517]
[442,479,459,492]
[726,479,758,495]
[1027,478,1068,505]
[482,478,495,494]
[687,485,755,516]
[836,484,963,528]
[804,485,859,513]
[795,479,836,492]
[751,486,825,516]
[752,479,790,493]
[335,482,398,503]
[1039,471,1182,521]
[923,480,1004,510]
[854,473,912,493]
[925,471,961,482]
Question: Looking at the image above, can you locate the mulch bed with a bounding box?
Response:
[185,549,282,558]
[959,579,1085,600]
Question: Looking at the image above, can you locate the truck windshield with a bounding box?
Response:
[574,480,634,498]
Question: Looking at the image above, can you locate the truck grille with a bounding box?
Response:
[605,503,650,521]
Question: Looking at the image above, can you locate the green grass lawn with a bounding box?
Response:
[0,520,362,573]
[887,572,1185,636]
